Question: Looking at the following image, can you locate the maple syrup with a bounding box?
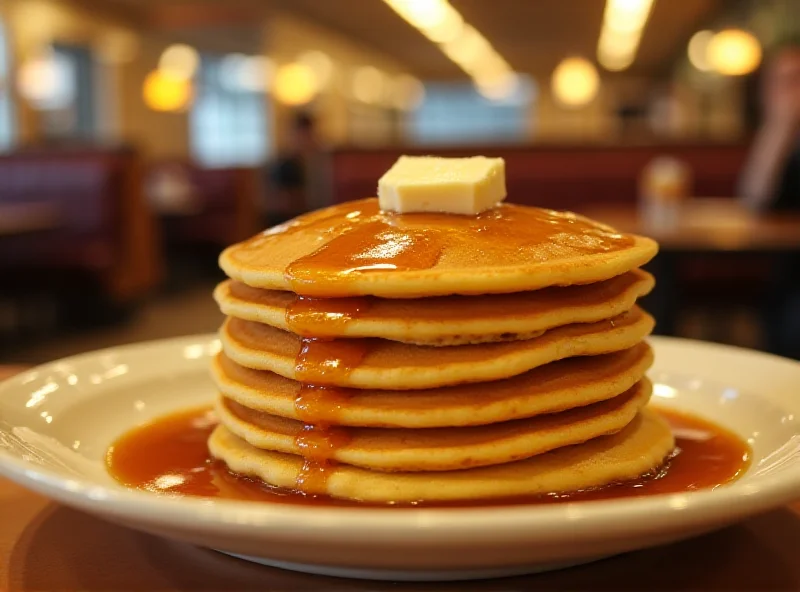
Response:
[107,406,750,507]
[231,199,636,298]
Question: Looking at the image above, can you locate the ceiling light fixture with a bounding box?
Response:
[552,57,600,108]
[382,0,518,101]
[597,0,655,71]
[707,29,762,76]
[273,62,318,106]
[143,70,193,112]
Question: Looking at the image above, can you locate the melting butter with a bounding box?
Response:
[378,156,506,215]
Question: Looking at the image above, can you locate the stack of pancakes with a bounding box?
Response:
[209,198,675,503]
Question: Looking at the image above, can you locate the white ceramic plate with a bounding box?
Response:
[1,336,799,581]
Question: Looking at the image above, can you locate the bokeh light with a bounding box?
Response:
[273,63,318,106]
[425,4,464,43]
[391,74,425,111]
[219,54,273,93]
[551,57,600,108]
[17,50,76,110]
[597,0,654,71]
[352,66,386,104]
[143,70,193,112]
[158,44,200,81]
[707,29,762,76]
[687,30,714,72]
[297,51,334,90]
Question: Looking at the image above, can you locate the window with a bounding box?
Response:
[190,56,269,168]
[0,19,14,150]
[52,43,97,139]
[408,78,535,145]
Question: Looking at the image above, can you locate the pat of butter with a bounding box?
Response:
[378,156,506,215]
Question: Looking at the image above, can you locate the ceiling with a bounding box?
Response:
[276,0,729,78]
[93,0,731,78]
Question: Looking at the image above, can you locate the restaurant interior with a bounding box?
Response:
[0,0,799,366]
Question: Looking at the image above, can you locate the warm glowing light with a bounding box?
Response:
[441,25,492,71]
[707,29,762,76]
[604,0,654,32]
[382,0,516,95]
[143,70,193,112]
[158,44,199,80]
[481,75,536,105]
[475,72,521,102]
[391,74,425,110]
[687,30,714,71]
[219,54,273,92]
[597,0,654,71]
[17,50,76,110]
[273,63,318,106]
[551,57,600,108]
[426,4,464,43]
[598,27,640,71]
[248,56,275,91]
[352,66,386,104]
[384,0,449,30]
[297,50,334,89]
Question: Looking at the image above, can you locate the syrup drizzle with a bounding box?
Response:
[285,295,373,338]
[234,199,635,298]
[285,220,444,293]
[294,384,353,425]
[293,338,371,385]
[285,297,370,495]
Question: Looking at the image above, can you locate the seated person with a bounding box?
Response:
[739,40,800,358]
[266,111,330,225]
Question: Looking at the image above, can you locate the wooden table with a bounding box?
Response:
[582,200,800,338]
[2,362,800,590]
[0,203,61,237]
[1,478,798,591]
[582,199,800,252]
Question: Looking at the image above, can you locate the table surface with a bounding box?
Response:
[3,364,800,591]
[0,203,61,237]
[582,199,800,252]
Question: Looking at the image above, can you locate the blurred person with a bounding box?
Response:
[266,111,330,225]
[739,41,800,211]
[739,40,800,358]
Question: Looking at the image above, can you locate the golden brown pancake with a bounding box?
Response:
[219,307,654,389]
[209,408,675,502]
[220,199,658,298]
[215,379,651,472]
[214,269,654,345]
[211,342,653,428]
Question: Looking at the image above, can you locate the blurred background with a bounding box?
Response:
[0,0,799,365]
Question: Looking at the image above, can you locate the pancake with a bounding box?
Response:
[220,199,658,298]
[214,269,655,346]
[209,408,675,502]
[215,379,651,472]
[220,306,654,389]
[212,342,653,428]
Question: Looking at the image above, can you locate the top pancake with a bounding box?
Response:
[220,198,658,298]
[214,269,654,345]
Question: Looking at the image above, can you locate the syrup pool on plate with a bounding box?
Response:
[106,406,751,507]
